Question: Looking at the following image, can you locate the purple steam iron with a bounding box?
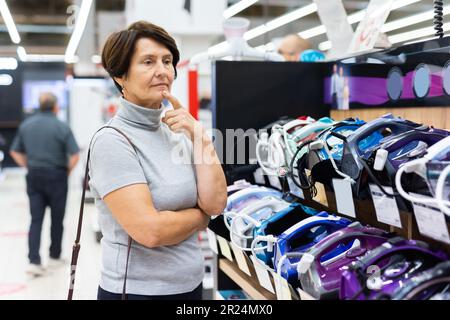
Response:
[361,127,450,209]
[391,260,450,300]
[297,222,392,299]
[340,237,448,300]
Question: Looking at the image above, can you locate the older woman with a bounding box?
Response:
[89,21,227,300]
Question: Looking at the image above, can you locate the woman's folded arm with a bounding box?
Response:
[103,183,210,248]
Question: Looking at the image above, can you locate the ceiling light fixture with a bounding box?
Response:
[65,0,93,64]
[210,3,317,54]
[0,57,17,70]
[0,74,13,85]
[17,46,27,62]
[388,22,450,44]
[0,0,20,44]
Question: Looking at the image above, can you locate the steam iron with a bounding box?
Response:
[271,212,353,286]
[340,237,447,300]
[289,118,368,192]
[228,196,291,250]
[339,114,422,197]
[391,260,450,300]
[250,202,318,267]
[395,136,450,214]
[360,127,450,209]
[256,117,315,175]
[297,222,392,299]
[209,185,283,241]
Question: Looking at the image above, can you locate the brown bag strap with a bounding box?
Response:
[68,126,138,300]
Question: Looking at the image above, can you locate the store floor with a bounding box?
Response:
[0,169,101,300]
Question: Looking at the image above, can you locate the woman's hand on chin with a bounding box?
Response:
[161,91,203,141]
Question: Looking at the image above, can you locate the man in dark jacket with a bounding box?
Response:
[10,92,80,276]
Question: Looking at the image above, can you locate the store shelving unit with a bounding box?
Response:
[208,176,450,300]
[208,51,450,299]
[218,259,276,300]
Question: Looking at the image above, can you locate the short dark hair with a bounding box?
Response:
[101,21,180,94]
[39,92,57,112]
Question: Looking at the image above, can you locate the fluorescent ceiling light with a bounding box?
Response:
[65,0,93,64]
[299,25,326,39]
[320,22,450,51]
[0,74,13,86]
[299,0,421,41]
[223,0,259,20]
[388,22,450,44]
[0,0,20,44]
[244,3,317,40]
[27,54,73,63]
[17,46,27,62]
[319,41,332,51]
[382,5,450,33]
[403,35,439,45]
[0,57,17,70]
[210,3,317,54]
[0,24,71,34]
[259,0,421,53]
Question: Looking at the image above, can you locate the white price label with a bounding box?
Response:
[229,242,251,276]
[250,255,275,294]
[369,184,402,228]
[217,236,233,261]
[287,176,304,199]
[270,271,292,300]
[253,168,265,185]
[206,228,219,255]
[411,193,450,244]
[333,178,356,218]
[297,288,315,300]
[268,175,282,190]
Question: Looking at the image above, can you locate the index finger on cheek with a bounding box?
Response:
[163,91,182,110]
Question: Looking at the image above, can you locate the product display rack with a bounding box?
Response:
[208,43,450,299]
[208,173,450,300]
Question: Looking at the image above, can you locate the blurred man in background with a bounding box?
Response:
[10,92,80,276]
[277,34,312,61]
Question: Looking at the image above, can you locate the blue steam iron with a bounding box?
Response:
[271,212,353,286]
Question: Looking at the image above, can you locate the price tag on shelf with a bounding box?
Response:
[216,236,233,262]
[332,178,356,218]
[270,271,292,300]
[229,242,251,276]
[287,176,304,199]
[268,175,282,190]
[297,288,315,300]
[369,184,402,228]
[206,228,219,255]
[253,168,265,185]
[411,193,450,244]
[250,255,275,294]
[305,169,328,207]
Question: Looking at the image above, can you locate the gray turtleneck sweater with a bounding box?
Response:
[89,98,203,296]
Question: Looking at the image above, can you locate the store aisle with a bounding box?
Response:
[0,169,101,300]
